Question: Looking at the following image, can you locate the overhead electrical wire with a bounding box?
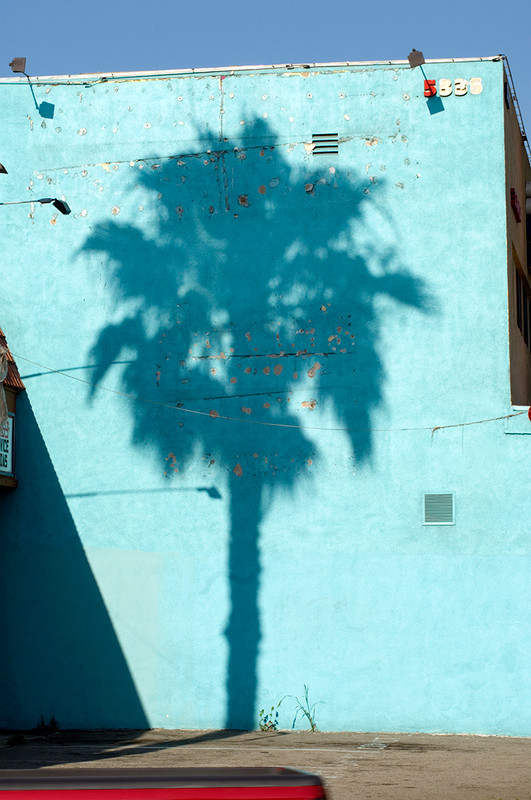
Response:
[13,352,529,435]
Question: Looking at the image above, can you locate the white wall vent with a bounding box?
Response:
[423,493,455,525]
[312,133,339,155]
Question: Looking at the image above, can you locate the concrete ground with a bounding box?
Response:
[1,729,530,800]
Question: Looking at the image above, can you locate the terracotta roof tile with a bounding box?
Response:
[0,328,25,391]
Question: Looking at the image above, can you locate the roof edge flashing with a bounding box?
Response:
[0,55,504,84]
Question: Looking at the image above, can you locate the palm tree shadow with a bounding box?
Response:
[81,118,431,729]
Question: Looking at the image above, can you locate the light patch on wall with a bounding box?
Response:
[284,239,308,264]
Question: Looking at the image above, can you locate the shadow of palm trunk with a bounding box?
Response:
[224,472,262,729]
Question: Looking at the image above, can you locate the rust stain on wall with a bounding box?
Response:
[165,453,178,471]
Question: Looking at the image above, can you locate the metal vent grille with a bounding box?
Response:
[423,493,455,525]
[312,133,339,155]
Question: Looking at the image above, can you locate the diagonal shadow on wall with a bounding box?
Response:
[82,118,431,729]
[0,392,148,729]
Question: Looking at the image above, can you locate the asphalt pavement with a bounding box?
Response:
[1,728,530,800]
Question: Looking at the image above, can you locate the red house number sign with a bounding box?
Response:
[424,78,483,97]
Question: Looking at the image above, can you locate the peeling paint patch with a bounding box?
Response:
[101,163,111,172]
[258,185,266,195]
[111,206,120,215]
[78,128,87,136]
[365,137,379,147]
[241,407,252,415]
[238,195,249,207]
[307,362,322,378]
[209,409,219,418]
[230,377,237,384]
[273,364,283,376]
[305,183,315,194]
[263,402,270,409]
[301,399,317,410]
[233,463,243,477]
[304,142,315,154]
[263,366,270,375]
[165,453,177,471]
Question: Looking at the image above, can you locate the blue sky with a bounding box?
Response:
[2,0,531,131]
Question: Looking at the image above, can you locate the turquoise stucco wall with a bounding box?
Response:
[1,58,530,734]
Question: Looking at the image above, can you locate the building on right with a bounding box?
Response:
[504,61,531,404]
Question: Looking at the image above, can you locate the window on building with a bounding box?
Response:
[515,267,531,353]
